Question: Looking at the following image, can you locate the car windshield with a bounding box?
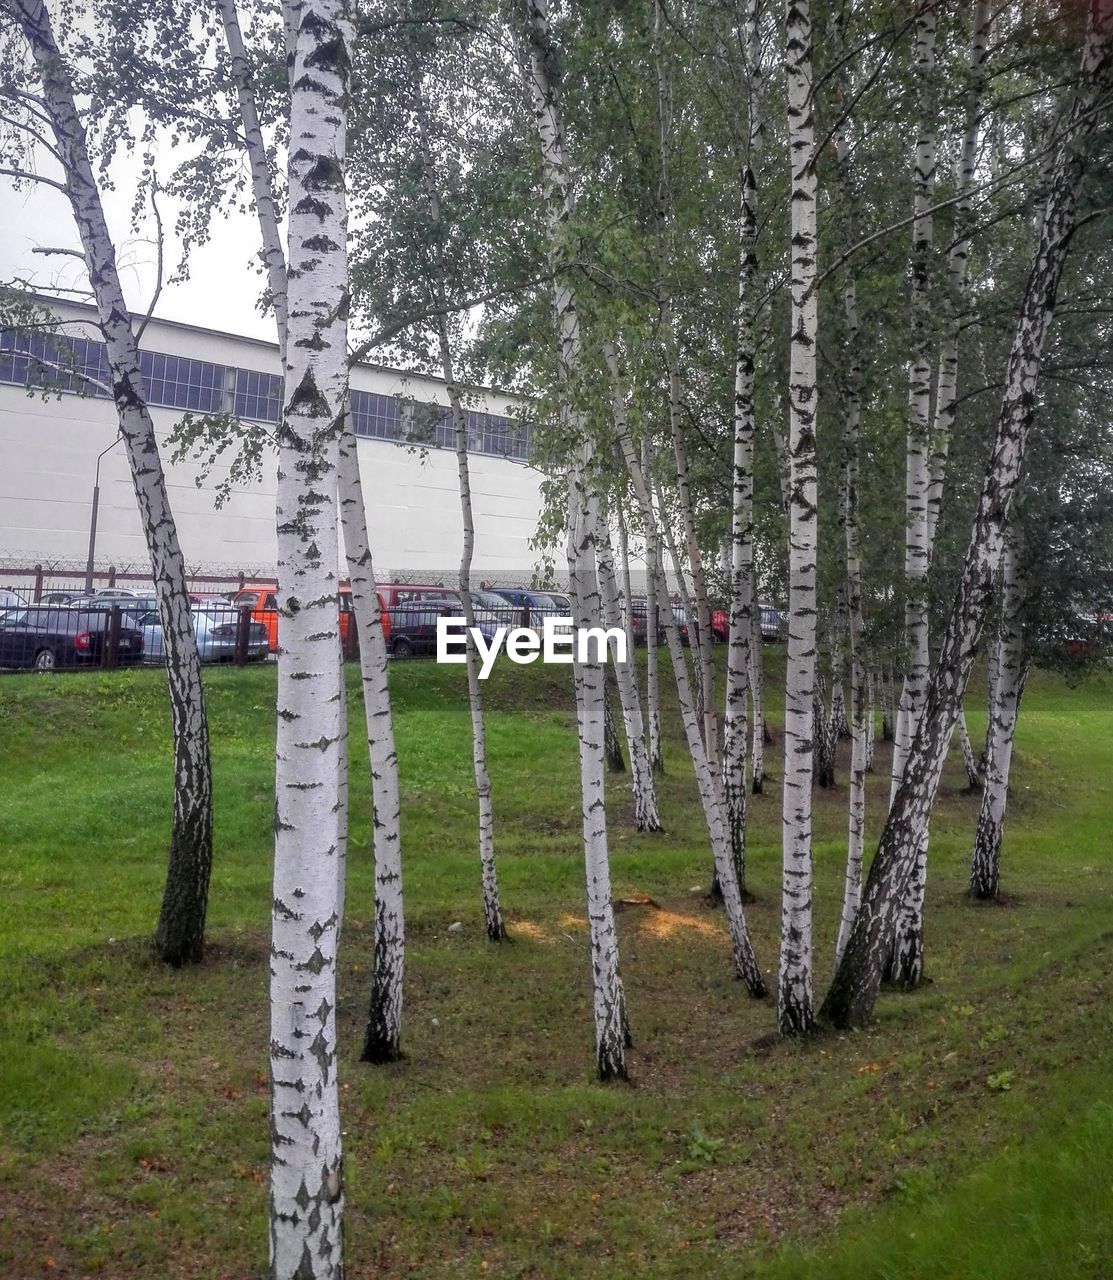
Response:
[528,593,564,610]
[0,608,26,626]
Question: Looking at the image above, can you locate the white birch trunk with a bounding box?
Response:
[750,604,766,792]
[891,1,993,985]
[611,351,766,997]
[526,0,627,1079]
[597,516,661,830]
[780,0,819,1036]
[652,0,716,761]
[887,3,939,990]
[970,529,1028,899]
[641,439,665,775]
[268,2,352,1272]
[835,80,867,964]
[217,0,406,1059]
[956,705,982,790]
[723,0,762,900]
[411,67,507,942]
[891,3,938,804]
[864,671,876,774]
[15,0,213,969]
[336,649,348,947]
[823,1,1112,1027]
[338,431,405,1065]
[925,1,992,551]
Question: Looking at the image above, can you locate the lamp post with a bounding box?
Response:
[85,433,123,593]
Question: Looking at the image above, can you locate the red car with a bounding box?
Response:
[230,583,362,653]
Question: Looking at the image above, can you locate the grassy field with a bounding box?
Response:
[1,651,1111,1278]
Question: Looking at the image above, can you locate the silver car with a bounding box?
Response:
[139,604,270,664]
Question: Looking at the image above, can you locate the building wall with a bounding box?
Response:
[0,300,548,583]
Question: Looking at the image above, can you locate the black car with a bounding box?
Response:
[388,596,461,659]
[0,605,144,671]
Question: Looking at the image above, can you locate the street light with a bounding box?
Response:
[85,433,123,593]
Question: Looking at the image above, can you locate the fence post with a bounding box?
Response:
[238,571,245,592]
[103,605,121,669]
[235,605,251,665]
[108,565,117,589]
[33,564,43,602]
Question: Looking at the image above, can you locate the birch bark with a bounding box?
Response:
[611,351,766,997]
[268,1,353,1272]
[525,0,627,1079]
[750,604,766,792]
[887,2,939,990]
[780,0,819,1035]
[597,513,661,829]
[14,0,213,969]
[411,66,507,941]
[956,706,982,790]
[340,429,406,1064]
[890,0,991,985]
[642,439,665,774]
[215,0,406,1058]
[822,2,1112,1027]
[723,0,762,901]
[970,529,1028,899]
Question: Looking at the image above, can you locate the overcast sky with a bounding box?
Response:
[1,160,277,343]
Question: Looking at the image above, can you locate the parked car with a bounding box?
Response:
[231,582,356,653]
[0,605,143,671]
[370,584,458,657]
[388,590,465,658]
[758,603,785,641]
[468,590,531,636]
[138,604,270,664]
[71,593,160,619]
[0,587,28,610]
[492,588,570,622]
[94,586,155,600]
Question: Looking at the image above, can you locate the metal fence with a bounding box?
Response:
[0,566,784,674]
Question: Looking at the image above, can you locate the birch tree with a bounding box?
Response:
[611,349,767,998]
[889,0,992,981]
[823,0,1113,1028]
[969,527,1028,899]
[213,0,407,1060]
[410,61,507,940]
[6,0,213,969]
[832,0,867,968]
[525,0,628,1080]
[886,0,939,989]
[268,1,352,1271]
[779,0,819,1036]
[722,0,762,900]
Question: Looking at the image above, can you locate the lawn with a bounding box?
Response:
[1,652,1111,1278]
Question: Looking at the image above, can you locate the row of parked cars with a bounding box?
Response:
[229,582,785,660]
[0,580,787,671]
[0,587,270,671]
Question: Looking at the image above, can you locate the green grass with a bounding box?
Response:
[0,653,1111,1278]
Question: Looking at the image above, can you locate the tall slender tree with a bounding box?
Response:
[779,0,820,1036]
[525,0,628,1080]
[823,0,1113,1028]
[9,0,213,969]
[268,0,352,1271]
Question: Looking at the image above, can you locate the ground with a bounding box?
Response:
[1,654,1111,1278]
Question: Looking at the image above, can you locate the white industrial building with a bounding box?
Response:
[0,295,547,587]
